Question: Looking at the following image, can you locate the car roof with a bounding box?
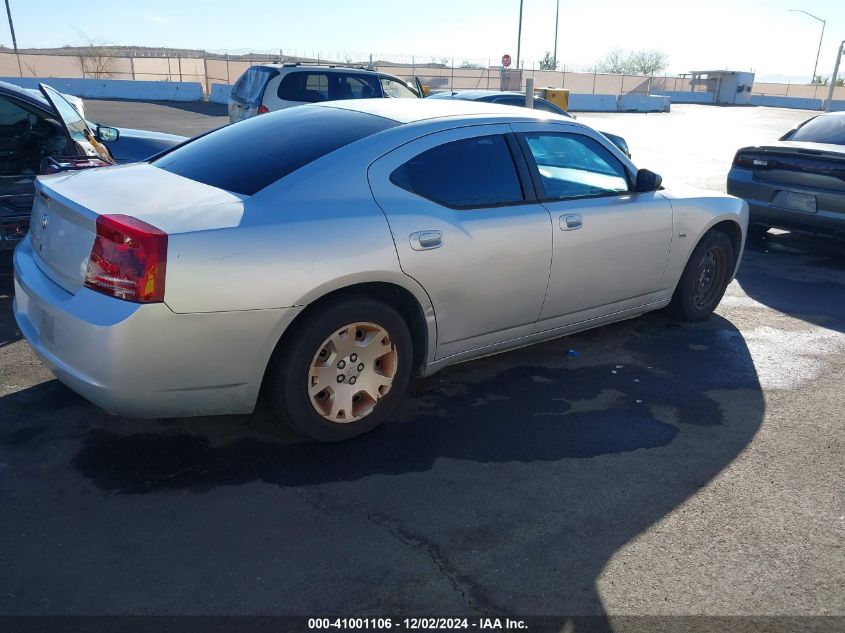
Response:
[0,80,50,108]
[252,63,378,74]
[317,98,573,125]
[430,90,539,100]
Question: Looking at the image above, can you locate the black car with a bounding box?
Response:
[727,111,845,240]
[0,82,185,250]
[428,90,631,157]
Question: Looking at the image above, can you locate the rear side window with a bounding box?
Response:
[390,135,524,208]
[152,106,398,196]
[278,72,381,103]
[786,115,845,145]
[231,67,278,105]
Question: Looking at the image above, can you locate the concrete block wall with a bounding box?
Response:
[209,83,232,104]
[568,94,617,112]
[657,91,715,104]
[749,95,823,110]
[1,77,203,101]
[617,94,671,112]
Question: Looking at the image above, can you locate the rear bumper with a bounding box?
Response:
[727,167,845,236]
[13,237,293,418]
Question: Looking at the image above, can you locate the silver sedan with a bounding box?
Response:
[14,99,748,441]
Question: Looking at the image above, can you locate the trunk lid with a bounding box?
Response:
[30,163,246,294]
[734,142,845,192]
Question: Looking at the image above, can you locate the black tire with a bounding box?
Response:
[665,230,735,322]
[747,224,770,241]
[266,297,413,442]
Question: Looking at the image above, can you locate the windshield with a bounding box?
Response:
[786,115,845,145]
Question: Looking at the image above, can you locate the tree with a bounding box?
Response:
[595,48,633,74]
[595,48,669,75]
[628,49,669,76]
[813,75,845,87]
[77,34,118,79]
[538,51,557,71]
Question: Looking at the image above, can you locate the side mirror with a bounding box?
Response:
[636,168,662,192]
[96,125,120,142]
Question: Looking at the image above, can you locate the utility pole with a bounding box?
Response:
[4,0,22,77]
[516,0,524,70]
[553,0,560,70]
[825,40,844,112]
[788,9,825,83]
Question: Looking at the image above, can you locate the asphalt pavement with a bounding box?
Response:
[0,103,842,626]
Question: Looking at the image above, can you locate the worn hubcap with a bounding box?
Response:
[308,322,398,423]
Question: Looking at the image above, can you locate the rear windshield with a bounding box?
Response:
[787,115,845,145]
[231,67,278,105]
[152,106,398,195]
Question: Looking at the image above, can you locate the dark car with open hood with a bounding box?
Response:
[0,82,184,251]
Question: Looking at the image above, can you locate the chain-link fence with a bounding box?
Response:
[3,48,845,101]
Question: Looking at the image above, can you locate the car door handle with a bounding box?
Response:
[410,230,443,251]
[560,214,583,231]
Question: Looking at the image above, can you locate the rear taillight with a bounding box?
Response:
[733,151,754,168]
[257,104,270,115]
[84,214,168,303]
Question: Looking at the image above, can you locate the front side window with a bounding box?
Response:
[523,132,629,200]
[380,77,419,98]
[390,135,523,208]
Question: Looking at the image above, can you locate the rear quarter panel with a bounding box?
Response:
[163,154,416,314]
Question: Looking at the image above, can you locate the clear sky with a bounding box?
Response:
[4,0,845,81]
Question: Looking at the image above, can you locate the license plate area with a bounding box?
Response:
[30,302,55,346]
[772,190,817,214]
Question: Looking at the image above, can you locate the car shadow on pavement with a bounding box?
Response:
[0,311,764,618]
[737,232,845,333]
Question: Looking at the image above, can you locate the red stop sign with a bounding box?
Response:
[502,54,512,68]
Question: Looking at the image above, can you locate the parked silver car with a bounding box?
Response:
[14,100,747,441]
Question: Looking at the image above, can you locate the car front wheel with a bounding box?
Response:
[666,230,735,322]
[267,297,413,442]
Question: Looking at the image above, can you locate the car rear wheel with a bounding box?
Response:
[267,297,412,442]
[665,230,734,322]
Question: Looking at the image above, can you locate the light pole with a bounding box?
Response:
[553,0,560,70]
[516,0,524,71]
[4,0,22,77]
[825,40,844,112]
[788,9,825,83]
